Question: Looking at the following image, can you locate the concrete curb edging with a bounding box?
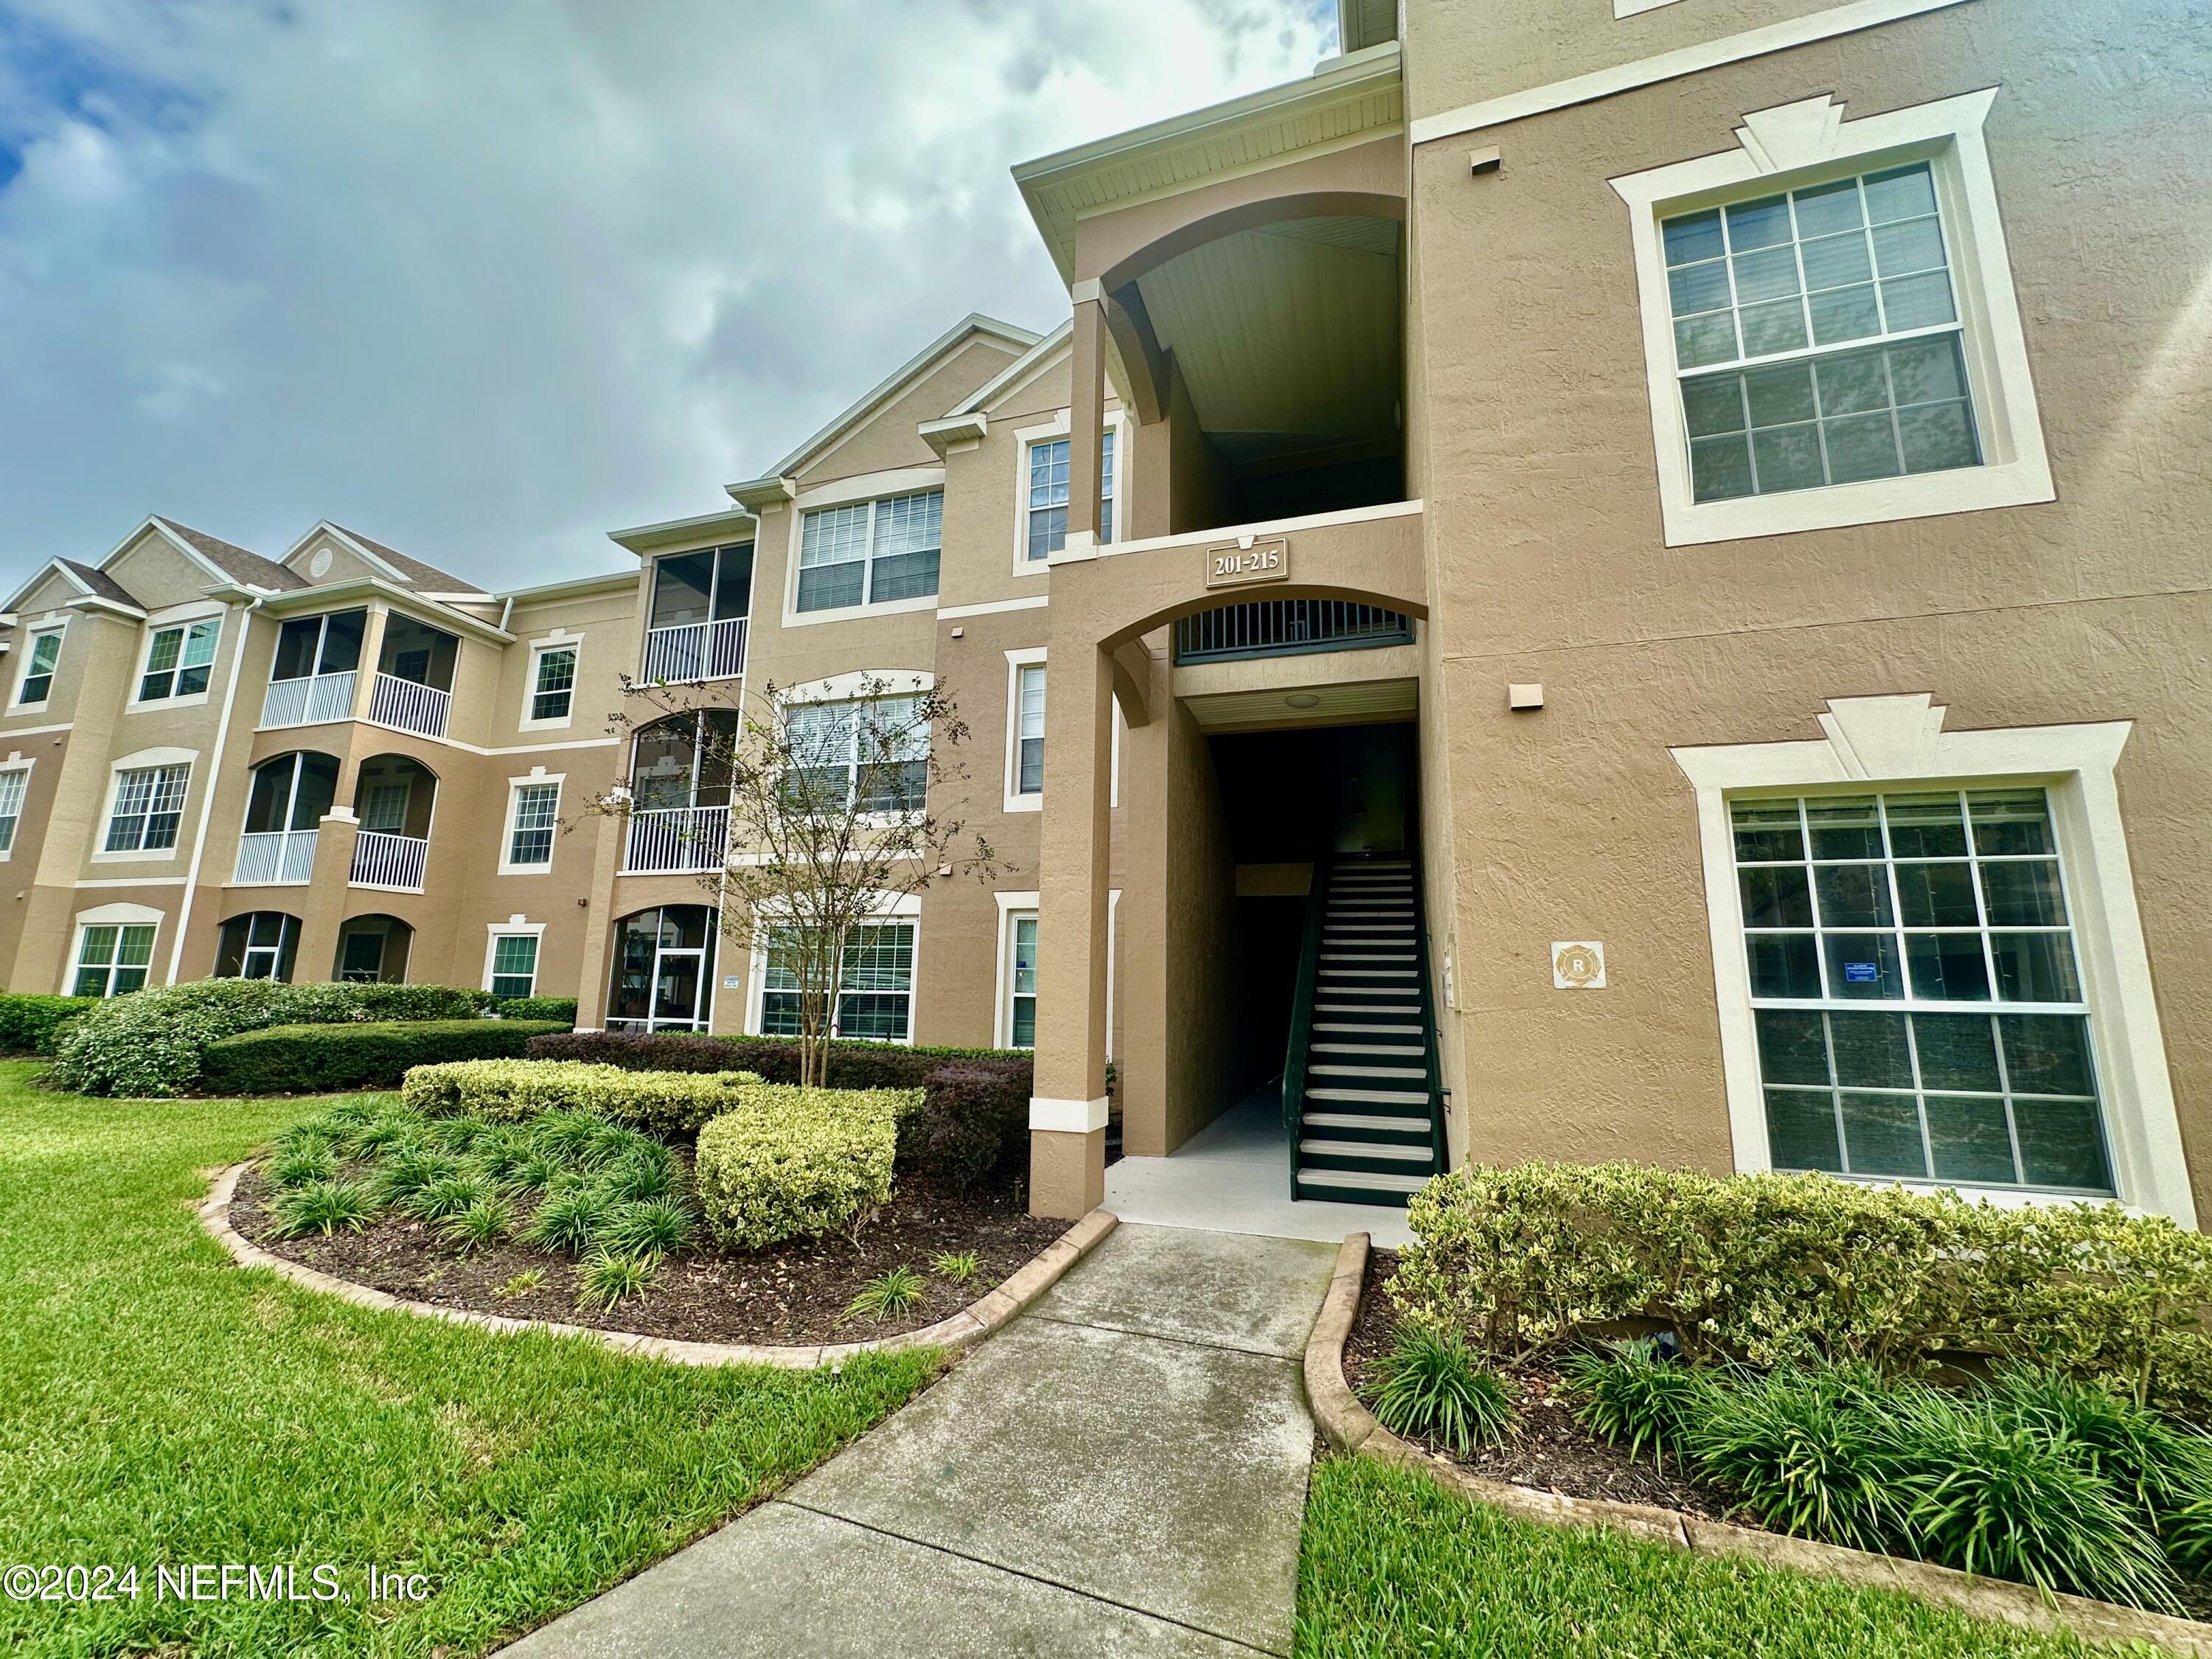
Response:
[199,1159,1118,1370]
[1306,1230,2212,1657]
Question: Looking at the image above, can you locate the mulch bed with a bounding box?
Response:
[1345,1247,1730,1520]
[230,1160,1067,1347]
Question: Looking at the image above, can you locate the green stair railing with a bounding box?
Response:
[1281,857,1332,1194]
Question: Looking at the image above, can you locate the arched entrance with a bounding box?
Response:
[334,914,414,984]
[215,911,302,981]
[605,905,718,1033]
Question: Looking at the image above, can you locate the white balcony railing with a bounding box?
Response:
[233,828,319,886]
[350,830,428,891]
[260,670,356,730]
[623,805,729,874]
[641,616,748,684]
[366,672,451,739]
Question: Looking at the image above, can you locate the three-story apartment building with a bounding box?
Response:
[5,0,2206,1230]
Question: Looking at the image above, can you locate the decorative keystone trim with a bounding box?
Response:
[1307,1231,2212,1657]
[200,1160,1118,1369]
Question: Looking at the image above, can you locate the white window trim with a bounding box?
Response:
[1107,886,1121,1061]
[498,769,565,876]
[12,618,67,712]
[91,748,195,863]
[746,890,923,1044]
[1004,647,1047,813]
[68,905,164,998]
[482,919,548,997]
[127,602,226,713]
[782,468,947,627]
[1011,409,1129,578]
[1672,694,2193,1225]
[0,755,33,861]
[1613,88,2052,548]
[519,634,581,732]
[994,891,1041,1048]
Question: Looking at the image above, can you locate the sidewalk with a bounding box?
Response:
[501,1222,1340,1658]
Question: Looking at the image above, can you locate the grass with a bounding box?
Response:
[1297,1456,2135,1658]
[0,1060,936,1658]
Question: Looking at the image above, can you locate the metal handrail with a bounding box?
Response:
[1174,599,1413,665]
[1406,852,1450,1177]
[641,616,748,684]
[367,672,451,739]
[1281,856,1332,1194]
[259,669,356,730]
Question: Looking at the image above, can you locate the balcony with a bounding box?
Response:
[350,830,428,892]
[642,616,748,684]
[233,828,319,886]
[367,672,450,739]
[624,805,729,874]
[260,670,356,730]
[1174,598,1413,665]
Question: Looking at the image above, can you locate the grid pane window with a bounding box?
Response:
[1733,788,2112,1193]
[1009,914,1037,1048]
[73,923,155,998]
[104,764,189,853]
[1664,163,1980,504]
[508,782,559,866]
[490,933,539,999]
[139,618,220,702]
[759,919,917,1043]
[0,768,25,854]
[17,629,62,705]
[796,490,942,611]
[1015,664,1045,795]
[530,647,577,722]
[783,696,927,815]
[1026,432,1116,560]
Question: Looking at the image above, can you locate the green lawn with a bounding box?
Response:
[1296,1455,2135,1659]
[0,1060,936,1658]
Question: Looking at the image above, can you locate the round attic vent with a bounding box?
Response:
[309,547,334,579]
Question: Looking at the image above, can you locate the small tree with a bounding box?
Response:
[588,672,993,1088]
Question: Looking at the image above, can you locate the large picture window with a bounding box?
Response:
[796,490,942,612]
[759,919,917,1043]
[103,763,190,854]
[73,922,156,997]
[785,695,928,815]
[1731,788,2111,1194]
[137,617,222,703]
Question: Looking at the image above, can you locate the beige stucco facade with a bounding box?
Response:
[5,0,2206,1228]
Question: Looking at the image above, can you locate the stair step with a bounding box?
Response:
[1295,1167,1430,1205]
[1303,1110,1432,1133]
[1314,1022,1422,1035]
[1310,1085,1430,1105]
[1312,1071,1428,1088]
[1314,1041,1424,1056]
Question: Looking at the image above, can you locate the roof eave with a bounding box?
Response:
[609,504,762,556]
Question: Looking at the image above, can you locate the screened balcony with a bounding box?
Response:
[367,615,457,739]
[348,754,435,892]
[233,751,338,886]
[641,543,752,684]
[623,709,736,874]
[260,609,365,729]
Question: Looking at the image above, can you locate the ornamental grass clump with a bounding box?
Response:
[1562,1338,1716,1469]
[1681,1364,1907,1554]
[606,1197,695,1260]
[439,1197,514,1254]
[268,1178,380,1239]
[846,1266,928,1324]
[401,1172,495,1222]
[265,1140,338,1191]
[575,1250,655,1312]
[1370,1325,1519,1455]
[521,1186,613,1256]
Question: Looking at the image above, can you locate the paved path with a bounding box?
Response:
[501,1222,1339,1658]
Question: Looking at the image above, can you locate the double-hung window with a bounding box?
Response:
[1005,913,1037,1048]
[138,618,221,703]
[73,923,155,998]
[796,490,942,612]
[1731,787,2112,1194]
[15,627,63,706]
[785,695,928,815]
[529,647,577,723]
[1012,664,1045,797]
[1025,431,1116,560]
[507,782,559,868]
[488,933,540,999]
[0,768,26,854]
[104,764,189,854]
[759,919,917,1043]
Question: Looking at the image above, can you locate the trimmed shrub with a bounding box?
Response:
[52,978,494,1096]
[526,1029,1032,1093]
[400,1057,764,1139]
[1391,1160,2212,1416]
[693,1091,900,1252]
[494,997,578,1026]
[200,1020,563,1094]
[911,1062,1030,1189]
[0,993,97,1055]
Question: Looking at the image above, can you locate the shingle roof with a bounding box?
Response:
[329,525,484,594]
[58,559,142,607]
[150,517,307,591]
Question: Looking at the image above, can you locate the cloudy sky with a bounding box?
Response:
[0,0,1336,594]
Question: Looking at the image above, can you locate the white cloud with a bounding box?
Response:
[0,0,1335,590]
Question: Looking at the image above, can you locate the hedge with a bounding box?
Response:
[911,1062,1031,1190]
[401,1057,765,1140]
[694,1085,919,1251]
[526,1029,1033,1092]
[0,993,97,1055]
[1391,1160,2212,1417]
[52,978,496,1097]
[493,996,578,1025]
[199,1020,565,1094]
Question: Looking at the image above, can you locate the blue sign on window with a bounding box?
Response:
[1843,961,1880,984]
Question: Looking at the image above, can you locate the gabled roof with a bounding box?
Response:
[321,523,487,596]
[3,556,145,616]
[146,516,307,591]
[725,313,1040,501]
[58,559,141,607]
[948,319,1074,417]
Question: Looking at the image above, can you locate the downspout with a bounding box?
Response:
[167,590,263,984]
[498,594,514,632]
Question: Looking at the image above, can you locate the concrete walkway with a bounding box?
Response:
[502,1222,1341,1658]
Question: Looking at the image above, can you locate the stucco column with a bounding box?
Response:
[293,809,360,982]
[1065,293,1107,549]
[573,801,625,1028]
[1029,639,1113,1218]
[352,607,389,720]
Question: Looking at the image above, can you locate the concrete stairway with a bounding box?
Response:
[1289,857,1444,1206]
